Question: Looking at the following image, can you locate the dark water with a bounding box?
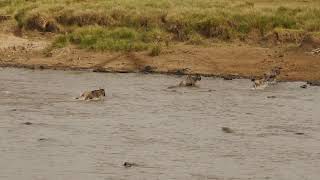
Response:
[0,68,319,180]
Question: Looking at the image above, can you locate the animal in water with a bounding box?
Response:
[168,74,202,89]
[222,127,234,133]
[76,88,106,100]
[300,84,308,89]
[252,67,281,89]
[179,74,202,87]
[123,162,138,168]
[251,78,267,89]
[264,67,281,82]
[267,95,277,99]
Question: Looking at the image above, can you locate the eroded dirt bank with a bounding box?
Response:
[0,33,319,81]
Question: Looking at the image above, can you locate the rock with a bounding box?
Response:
[174,69,186,75]
[223,77,233,80]
[295,132,305,135]
[307,81,320,86]
[92,67,108,72]
[23,122,32,125]
[123,162,137,168]
[141,66,156,74]
[222,75,235,80]
[222,127,234,133]
[300,84,308,89]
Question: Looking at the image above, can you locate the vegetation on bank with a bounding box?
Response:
[1,0,320,52]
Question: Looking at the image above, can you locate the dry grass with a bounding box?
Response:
[1,0,320,51]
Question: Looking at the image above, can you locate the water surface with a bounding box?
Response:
[0,68,319,180]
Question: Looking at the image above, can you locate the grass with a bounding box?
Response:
[67,26,149,51]
[149,43,162,56]
[1,0,320,52]
[52,26,169,51]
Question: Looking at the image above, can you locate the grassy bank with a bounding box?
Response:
[1,0,320,52]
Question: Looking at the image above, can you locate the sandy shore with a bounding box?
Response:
[1,33,320,81]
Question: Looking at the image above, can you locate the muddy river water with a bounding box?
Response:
[0,68,319,180]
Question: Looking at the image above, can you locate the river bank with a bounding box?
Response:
[0,32,320,81]
[1,0,320,81]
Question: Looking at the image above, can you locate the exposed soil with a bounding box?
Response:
[0,32,319,81]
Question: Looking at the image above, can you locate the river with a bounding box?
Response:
[0,68,319,180]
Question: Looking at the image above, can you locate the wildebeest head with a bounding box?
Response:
[99,88,106,96]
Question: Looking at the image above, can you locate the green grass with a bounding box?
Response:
[1,0,320,51]
[51,35,69,49]
[56,26,152,51]
[149,43,162,56]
